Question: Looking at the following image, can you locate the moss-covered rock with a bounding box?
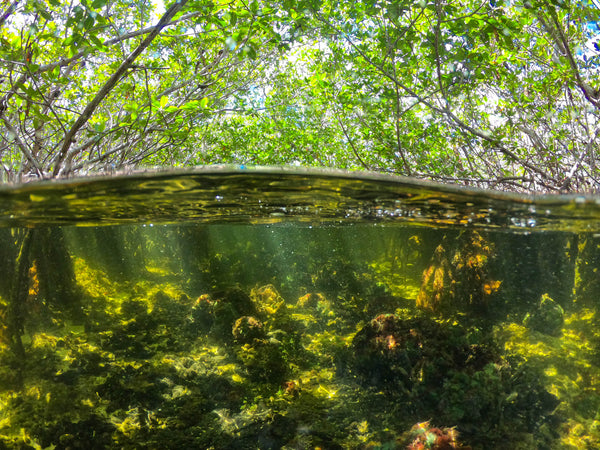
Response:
[523,293,565,336]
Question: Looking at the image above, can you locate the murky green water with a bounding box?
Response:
[0,167,599,449]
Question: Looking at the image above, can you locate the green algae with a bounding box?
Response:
[0,225,598,449]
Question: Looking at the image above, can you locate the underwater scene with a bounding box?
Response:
[1,168,600,449]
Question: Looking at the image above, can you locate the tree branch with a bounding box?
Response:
[52,0,188,176]
[0,7,201,116]
[0,115,43,177]
[538,6,600,109]
[0,0,19,30]
[317,12,555,183]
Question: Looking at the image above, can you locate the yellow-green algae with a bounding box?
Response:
[0,238,598,449]
[494,307,600,449]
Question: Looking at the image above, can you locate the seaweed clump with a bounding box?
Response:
[348,313,560,448]
[401,421,470,449]
[417,232,501,315]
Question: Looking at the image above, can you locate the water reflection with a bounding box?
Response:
[0,167,599,230]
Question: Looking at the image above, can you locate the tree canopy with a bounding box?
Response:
[0,0,599,192]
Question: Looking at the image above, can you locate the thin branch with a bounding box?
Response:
[539,6,600,109]
[0,0,19,30]
[382,11,411,174]
[0,115,43,176]
[102,10,204,48]
[332,105,369,170]
[561,129,599,190]
[432,0,447,101]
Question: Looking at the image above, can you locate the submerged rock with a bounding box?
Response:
[349,313,561,446]
[251,284,285,315]
[349,314,499,391]
[187,289,257,340]
[236,338,287,385]
[232,316,265,343]
[523,293,564,336]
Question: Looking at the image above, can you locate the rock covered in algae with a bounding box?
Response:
[187,288,257,340]
[523,293,564,336]
[348,313,561,446]
[250,284,285,315]
[350,314,500,389]
[235,337,287,385]
[232,316,265,343]
[401,421,471,450]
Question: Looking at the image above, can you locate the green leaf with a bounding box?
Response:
[39,9,53,21]
[88,34,107,50]
[83,15,95,30]
[19,84,37,97]
[26,63,40,73]
[243,45,257,59]
[160,96,169,108]
[181,100,200,110]
[94,122,106,133]
[250,1,259,15]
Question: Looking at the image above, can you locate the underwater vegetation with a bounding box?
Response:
[346,313,559,448]
[523,294,565,337]
[402,421,469,449]
[0,225,598,449]
[416,231,501,315]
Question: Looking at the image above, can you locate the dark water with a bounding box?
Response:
[0,167,599,449]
